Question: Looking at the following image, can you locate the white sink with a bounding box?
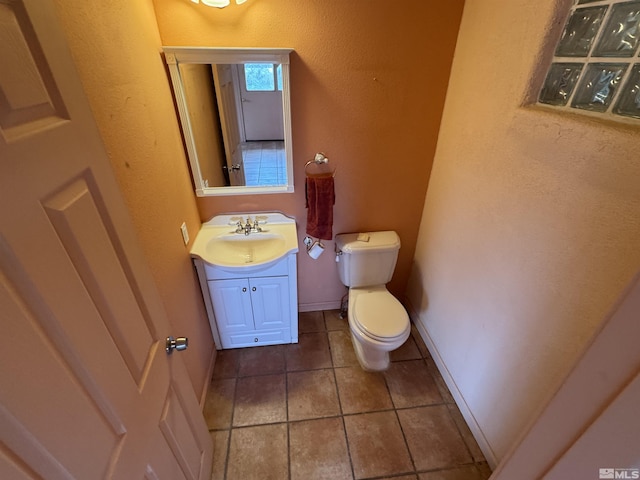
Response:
[190,213,298,271]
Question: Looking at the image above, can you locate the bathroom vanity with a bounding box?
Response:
[190,213,299,349]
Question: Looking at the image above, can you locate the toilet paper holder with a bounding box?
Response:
[303,236,325,259]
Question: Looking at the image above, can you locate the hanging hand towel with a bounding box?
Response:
[305,173,335,240]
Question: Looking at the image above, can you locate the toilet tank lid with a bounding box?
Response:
[335,231,400,253]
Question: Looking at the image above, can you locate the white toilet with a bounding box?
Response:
[335,231,411,371]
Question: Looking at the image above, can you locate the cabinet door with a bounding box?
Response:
[250,276,290,330]
[208,279,254,336]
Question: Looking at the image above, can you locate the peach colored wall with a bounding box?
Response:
[406,0,640,466]
[152,0,465,309]
[52,0,214,399]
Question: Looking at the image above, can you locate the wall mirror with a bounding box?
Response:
[163,47,294,196]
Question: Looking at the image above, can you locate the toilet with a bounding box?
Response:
[335,231,411,371]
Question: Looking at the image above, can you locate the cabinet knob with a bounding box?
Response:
[252,286,257,291]
[254,337,258,342]
[242,287,247,292]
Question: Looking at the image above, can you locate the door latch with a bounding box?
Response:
[166,336,188,354]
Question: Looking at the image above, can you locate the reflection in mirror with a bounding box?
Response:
[163,47,294,196]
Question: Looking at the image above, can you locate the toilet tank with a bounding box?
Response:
[335,231,401,288]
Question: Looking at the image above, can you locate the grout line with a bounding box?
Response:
[381,356,419,476]
[284,352,292,480]
[286,419,292,480]
[325,312,358,480]
[221,376,238,480]
[445,402,482,466]
[211,311,491,479]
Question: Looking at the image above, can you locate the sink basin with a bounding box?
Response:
[205,233,286,266]
[190,213,298,270]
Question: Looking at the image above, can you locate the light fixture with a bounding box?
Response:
[190,0,248,7]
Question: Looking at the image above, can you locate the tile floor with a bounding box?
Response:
[204,310,492,480]
[241,141,286,187]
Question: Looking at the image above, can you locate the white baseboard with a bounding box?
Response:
[298,301,342,312]
[406,301,498,469]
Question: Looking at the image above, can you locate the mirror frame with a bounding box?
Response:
[164,47,294,196]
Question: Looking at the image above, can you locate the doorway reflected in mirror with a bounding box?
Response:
[241,141,286,186]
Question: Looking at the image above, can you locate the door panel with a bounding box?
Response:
[544,369,640,479]
[0,1,69,142]
[42,176,155,383]
[0,246,124,479]
[250,276,290,330]
[0,1,211,478]
[207,279,254,332]
[212,64,245,186]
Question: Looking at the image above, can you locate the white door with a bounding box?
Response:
[0,1,212,479]
[238,64,284,141]
[490,271,640,479]
[543,369,640,479]
[212,64,245,186]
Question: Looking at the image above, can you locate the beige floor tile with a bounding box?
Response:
[209,430,229,479]
[410,324,431,359]
[398,406,472,471]
[206,311,489,479]
[203,378,235,430]
[334,366,393,414]
[285,332,332,371]
[425,359,455,403]
[233,374,286,426]
[344,411,414,479]
[418,465,486,480]
[287,369,341,421]
[328,330,359,367]
[379,476,418,480]
[324,309,349,331]
[477,462,493,479]
[384,359,443,408]
[212,349,242,379]
[238,344,285,377]
[298,311,326,333]
[289,417,352,480]
[390,335,423,362]
[226,423,288,480]
[447,404,486,462]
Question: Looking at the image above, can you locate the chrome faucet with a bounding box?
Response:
[233,216,264,235]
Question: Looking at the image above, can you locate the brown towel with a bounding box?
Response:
[305,174,335,240]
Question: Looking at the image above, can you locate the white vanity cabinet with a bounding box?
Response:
[193,254,298,349]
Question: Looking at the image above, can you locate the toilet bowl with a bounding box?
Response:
[335,231,410,371]
[347,286,410,371]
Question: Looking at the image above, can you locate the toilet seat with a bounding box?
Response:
[351,288,409,342]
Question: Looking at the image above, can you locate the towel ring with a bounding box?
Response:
[305,152,336,177]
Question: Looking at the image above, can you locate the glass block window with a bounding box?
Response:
[539,0,640,120]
